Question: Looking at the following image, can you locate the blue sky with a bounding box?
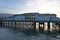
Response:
[0,0,25,11]
[0,0,60,17]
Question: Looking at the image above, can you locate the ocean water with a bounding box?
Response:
[0,27,60,40]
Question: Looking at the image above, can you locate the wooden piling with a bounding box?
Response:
[8,21,9,27]
[39,22,40,30]
[34,22,36,31]
[0,20,2,27]
[43,23,44,31]
[15,21,16,29]
[48,22,50,31]
[5,21,7,27]
[10,21,12,28]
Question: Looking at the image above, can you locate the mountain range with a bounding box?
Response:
[0,13,13,18]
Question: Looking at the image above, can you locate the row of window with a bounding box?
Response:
[25,16,35,20]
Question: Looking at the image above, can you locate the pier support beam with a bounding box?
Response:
[48,22,50,31]
[58,22,60,31]
[15,21,16,29]
[50,22,54,32]
[6,21,8,27]
[34,22,36,31]
[44,22,48,31]
[5,21,7,27]
[0,20,3,27]
[59,23,60,30]
[59,25,60,31]
[11,21,12,28]
[55,22,60,31]
[9,21,11,28]
[36,22,40,31]
[8,21,9,27]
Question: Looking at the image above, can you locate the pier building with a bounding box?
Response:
[0,13,60,31]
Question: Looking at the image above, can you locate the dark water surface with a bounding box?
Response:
[0,27,60,40]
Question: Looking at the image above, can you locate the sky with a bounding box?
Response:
[0,0,60,17]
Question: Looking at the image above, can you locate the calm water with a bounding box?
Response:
[0,27,60,40]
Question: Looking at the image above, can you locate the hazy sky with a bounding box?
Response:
[0,0,60,17]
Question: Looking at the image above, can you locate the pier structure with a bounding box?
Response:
[0,13,60,31]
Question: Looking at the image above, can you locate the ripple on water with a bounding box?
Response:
[0,27,60,40]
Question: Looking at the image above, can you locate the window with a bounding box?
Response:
[25,16,35,21]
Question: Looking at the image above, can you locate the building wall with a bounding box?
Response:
[6,13,58,22]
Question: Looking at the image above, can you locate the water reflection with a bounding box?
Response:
[0,26,60,40]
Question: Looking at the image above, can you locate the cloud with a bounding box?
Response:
[19,0,60,17]
[0,0,60,17]
[19,0,58,13]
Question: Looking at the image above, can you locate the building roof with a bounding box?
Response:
[5,13,60,22]
[13,13,56,16]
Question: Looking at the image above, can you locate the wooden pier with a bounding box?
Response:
[0,13,60,32]
[0,19,60,32]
